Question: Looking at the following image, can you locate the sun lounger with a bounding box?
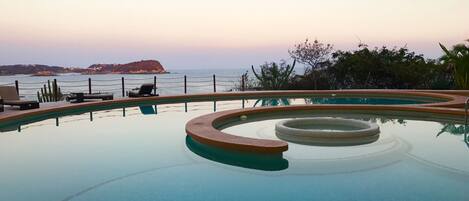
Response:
[128,83,158,97]
[0,86,40,110]
[66,92,114,103]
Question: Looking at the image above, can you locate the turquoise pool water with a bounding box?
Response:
[306,97,433,105]
[0,98,467,201]
[250,96,437,108]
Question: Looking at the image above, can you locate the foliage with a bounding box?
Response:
[233,71,258,91]
[251,60,296,90]
[289,39,333,89]
[327,44,452,89]
[439,40,469,89]
[289,39,333,71]
[37,80,64,102]
[251,42,457,91]
[287,70,335,90]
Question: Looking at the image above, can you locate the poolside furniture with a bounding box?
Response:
[0,86,40,110]
[128,83,158,97]
[66,92,114,103]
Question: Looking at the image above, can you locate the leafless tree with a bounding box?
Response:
[289,39,333,89]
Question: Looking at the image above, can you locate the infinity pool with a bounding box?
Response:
[0,98,467,201]
[245,96,439,107]
[306,96,433,104]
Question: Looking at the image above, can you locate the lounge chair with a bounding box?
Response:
[128,83,158,97]
[0,86,40,110]
[66,92,114,103]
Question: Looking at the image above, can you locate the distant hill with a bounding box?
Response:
[0,64,73,75]
[86,60,166,74]
[0,60,166,75]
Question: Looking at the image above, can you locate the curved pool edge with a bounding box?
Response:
[0,90,465,125]
[185,109,289,154]
[185,104,466,154]
[1,90,467,154]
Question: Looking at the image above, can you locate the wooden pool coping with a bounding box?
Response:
[186,104,466,154]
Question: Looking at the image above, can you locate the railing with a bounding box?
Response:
[1,74,247,101]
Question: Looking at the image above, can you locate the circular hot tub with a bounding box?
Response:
[275,118,380,146]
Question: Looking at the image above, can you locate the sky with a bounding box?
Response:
[0,0,468,69]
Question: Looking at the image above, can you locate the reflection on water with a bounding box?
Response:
[0,124,19,132]
[437,124,466,136]
[247,96,434,108]
[185,136,288,171]
[1,100,469,201]
[0,97,431,133]
[437,123,469,147]
[364,117,406,125]
[305,97,429,105]
[253,98,290,107]
[139,106,156,115]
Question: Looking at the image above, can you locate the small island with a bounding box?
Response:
[85,60,166,74]
[0,60,167,76]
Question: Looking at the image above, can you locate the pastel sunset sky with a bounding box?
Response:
[0,0,468,69]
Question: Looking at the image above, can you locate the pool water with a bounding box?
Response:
[306,97,434,105]
[0,99,467,201]
[251,96,436,107]
[283,124,363,131]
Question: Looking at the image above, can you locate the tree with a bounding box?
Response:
[328,44,451,89]
[251,60,296,90]
[289,39,333,89]
[439,40,469,89]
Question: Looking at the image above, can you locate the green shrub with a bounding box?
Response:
[440,40,469,89]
